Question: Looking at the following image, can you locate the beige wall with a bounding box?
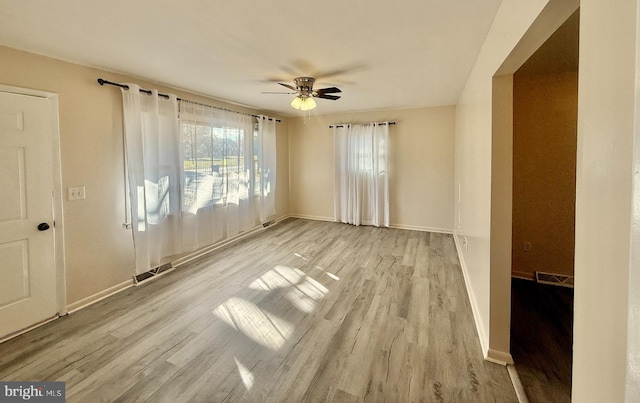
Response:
[289,107,455,232]
[0,45,289,306]
[512,70,577,279]
[573,0,637,400]
[457,0,639,400]
[627,19,640,398]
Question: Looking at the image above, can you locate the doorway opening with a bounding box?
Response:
[509,10,579,402]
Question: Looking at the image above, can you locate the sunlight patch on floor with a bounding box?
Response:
[284,273,328,312]
[213,297,293,350]
[285,287,316,313]
[246,265,330,313]
[294,252,309,261]
[234,357,255,390]
[248,265,303,290]
[213,261,332,351]
[313,264,340,281]
[296,275,328,298]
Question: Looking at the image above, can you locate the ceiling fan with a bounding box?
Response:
[263,77,342,110]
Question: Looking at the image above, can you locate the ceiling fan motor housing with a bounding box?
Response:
[294,77,315,96]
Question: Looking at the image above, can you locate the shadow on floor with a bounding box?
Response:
[511,278,573,403]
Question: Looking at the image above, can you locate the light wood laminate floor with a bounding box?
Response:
[0,218,517,402]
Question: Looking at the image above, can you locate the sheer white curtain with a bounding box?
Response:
[121,84,182,275]
[179,101,257,251]
[334,122,389,227]
[122,88,277,275]
[257,115,277,222]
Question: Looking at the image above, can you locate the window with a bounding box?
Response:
[182,122,250,213]
[333,122,390,227]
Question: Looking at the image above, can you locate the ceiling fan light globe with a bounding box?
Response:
[300,96,316,111]
[290,96,303,109]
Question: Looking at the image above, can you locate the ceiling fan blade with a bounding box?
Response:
[316,87,342,94]
[316,94,341,100]
[278,82,297,91]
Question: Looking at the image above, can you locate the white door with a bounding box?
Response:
[0,91,57,338]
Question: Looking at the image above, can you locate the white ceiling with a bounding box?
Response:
[0,0,503,117]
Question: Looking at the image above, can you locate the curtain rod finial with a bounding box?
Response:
[97,78,105,86]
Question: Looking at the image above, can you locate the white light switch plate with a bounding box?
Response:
[68,186,86,200]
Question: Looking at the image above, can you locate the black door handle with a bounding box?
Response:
[37,223,50,231]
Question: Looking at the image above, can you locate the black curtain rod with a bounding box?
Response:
[329,122,396,128]
[97,78,281,122]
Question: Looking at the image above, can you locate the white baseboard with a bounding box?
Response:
[289,214,454,235]
[288,214,336,222]
[453,234,515,367]
[508,364,530,402]
[67,218,291,313]
[172,223,267,268]
[0,315,60,344]
[66,279,134,314]
[272,215,294,224]
[486,348,514,366]
[453,232,490,359]
[388,223,453,234]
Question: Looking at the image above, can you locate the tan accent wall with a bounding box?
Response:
[512,70,577,279]
[288,107,455,232]
[0,45,289,306]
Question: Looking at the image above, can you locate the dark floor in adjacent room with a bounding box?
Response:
[511,278,574,403]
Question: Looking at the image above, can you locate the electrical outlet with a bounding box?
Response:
[524,241,532,252]
[68,186,86,200]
